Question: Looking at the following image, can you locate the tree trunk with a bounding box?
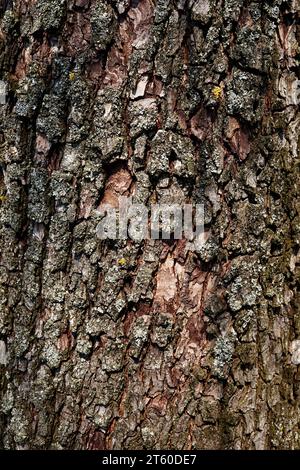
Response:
[0,0,299,450]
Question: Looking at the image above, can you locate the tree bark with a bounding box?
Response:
[0,0,299,450]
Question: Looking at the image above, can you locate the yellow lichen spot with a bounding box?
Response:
[0,195,6,202]
[212,86,222,100]
[69,71,75,81]
[117,258,127,267]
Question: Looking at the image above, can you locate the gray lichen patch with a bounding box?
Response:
[15,75,45,119]
[291,340,300,365]
[36,95,66,143]
[76,334,93,357]
[90,1,116,51]
[0,80,7,105]
[227,274,262,312]
[190,0,212,24]
[28,168,50,223]
[129,315,151,359]
[213,332,236,379]
[90,89,125,162]
[0,340,7,365]
[102,338,126,372]
[129,98,158,138]
[33,0,67,32]
[226,69,264,122]
[151,312,174,348]
[147,130,196,179]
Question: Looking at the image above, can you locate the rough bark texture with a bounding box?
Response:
[0,0,299,450]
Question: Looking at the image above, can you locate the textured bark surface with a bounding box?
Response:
[0,0,299,450]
